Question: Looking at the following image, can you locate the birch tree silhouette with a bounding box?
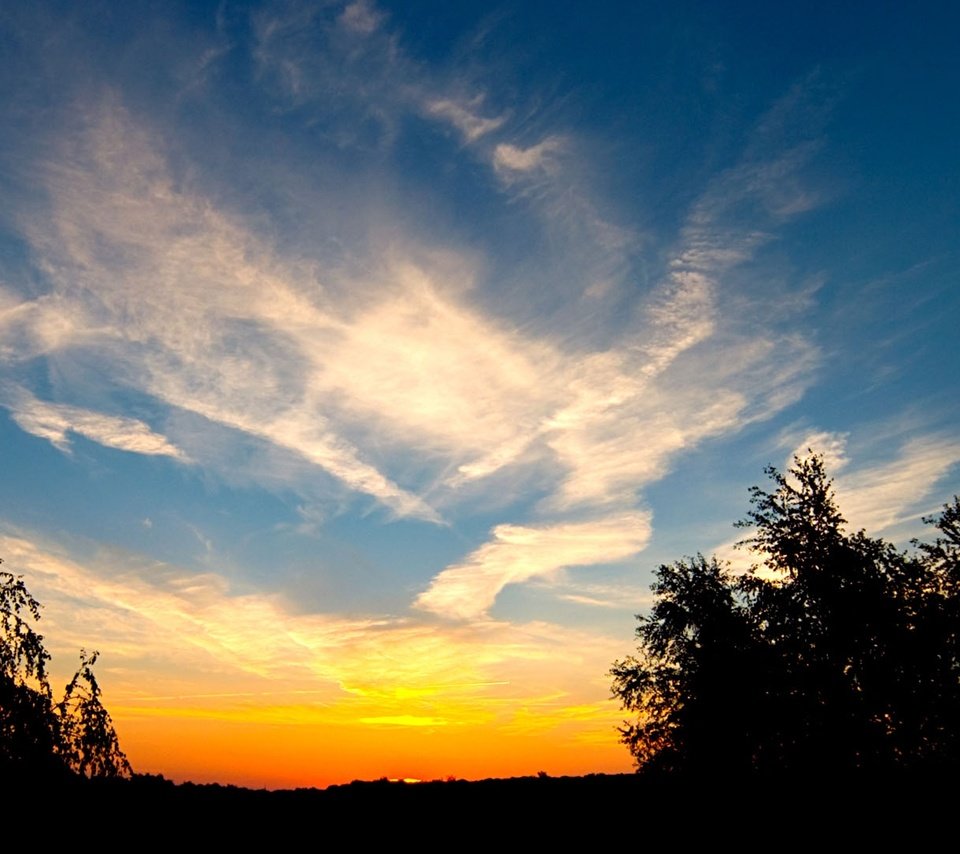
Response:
[0,565,131,780]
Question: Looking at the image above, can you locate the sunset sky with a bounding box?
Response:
[1,1,958,788]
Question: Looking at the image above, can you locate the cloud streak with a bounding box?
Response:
[426,97,507,143]
[493,136,564,177]
[3,11,833,625]
[0,531,626,743]
[416,512,652,620]
[1,384,187,460]
[16,81,821,612]
[13,100,444,521]
[835,436,960,535]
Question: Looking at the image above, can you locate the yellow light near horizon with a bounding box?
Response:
[113,705,634,790]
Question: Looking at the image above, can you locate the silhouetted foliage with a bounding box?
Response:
[0,566,61,779]
[611,454,960,775]
[59,650,132,779]
[0,564,131,781]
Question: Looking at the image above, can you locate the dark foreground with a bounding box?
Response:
[14,769,957,840]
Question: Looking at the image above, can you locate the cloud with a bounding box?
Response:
[16,100,442,522]
[425,97,507,143]
[247,0,642,351]
[787,430,850,474]
[450,83,827,516]
[542,339,814,513]
[713,429,960,573]
[7,57,827,612]
[780,428,960,536]
[415,512,652,620]
[493,136,564,176]
[1,384,187,460]
[420,86,828,616]
[253,0,508,154]
[0,530,627,737]
[338,0,383,35]
[835,436,960,535]
[0,291,85,363]
[547,580,656,611]
[527,159,818,512]
[21,98,803,524]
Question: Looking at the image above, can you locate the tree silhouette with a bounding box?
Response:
[0,564,131,781]
[0,566,61,778]
[611,453,960,775]
[58,650,132,779]
[609,555,763,774]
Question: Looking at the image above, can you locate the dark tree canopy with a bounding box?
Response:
[0,565,132,781]
[611,454,960,776]
[0,569,60,776]
[59,650,133,779]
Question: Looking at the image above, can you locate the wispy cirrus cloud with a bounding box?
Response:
[426,97,507,143]
[715,428,960,573]
[416,78,831,618]
[338,0,383,35]
[0,290,86,362]
[416,512,652,621]
[13,100,442,522]
[1,384,187,460]
[0,530,625,739]
[787,429,851,473]
[249,0,643,330]
[834,436,960,535]
[13,92,817,532]
[493,136,564,176]
[550,581,656,611]
[781,428,960,535]
[5,11,830,622]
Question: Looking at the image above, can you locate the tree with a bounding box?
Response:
[0,566,61,778]
[611,453,960,775]
[0,564,131,781]
[910,495,960,764]
[58,650,132,779]
[609,555,764,774]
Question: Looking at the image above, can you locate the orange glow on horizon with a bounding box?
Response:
[113,704,634,790]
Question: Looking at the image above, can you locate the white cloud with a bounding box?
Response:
[0,531,627,732]
[314,263,558,457]
[543,339,813,512]
[20,102,441,522]
[338,0,383,35]
[777,428,960,537]
[0,292,85,363]
[1,384,187,461]
[493,137,564,175]
[425,97,507,143]
[712,430,960,572]
[8,84,824,575]
[547,580,655,610]
[415,512,651,620]
[787,430,850,474]
[835,436,960,535]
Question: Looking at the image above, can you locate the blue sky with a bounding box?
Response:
[1,1,958,786]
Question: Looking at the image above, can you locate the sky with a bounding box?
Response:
[0,0,958,789]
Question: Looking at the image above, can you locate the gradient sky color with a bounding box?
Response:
[1,1,958,788]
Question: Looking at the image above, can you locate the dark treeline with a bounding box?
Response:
[9,770,956,839]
